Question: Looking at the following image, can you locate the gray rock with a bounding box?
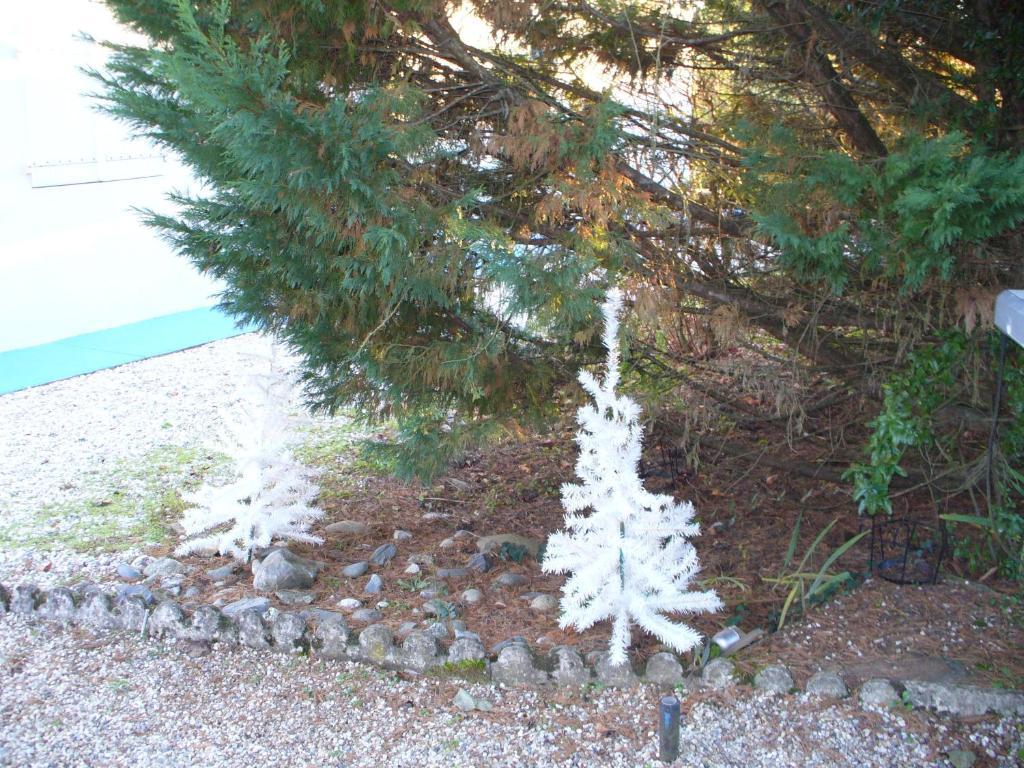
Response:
[401,631,443,672]
[702,658,736,690]
[149,601,189,639]
[645,652,684,687]
[450,620,468,634]
[453,688,477,711]
[475,698,494,712]
[188,605,234,644]
[859,678,899,708]
[276,590,317,606]
[493,573,528,589]
[448,636,487,665]
[222,597,271,617]
[364,574,384,594]
[403,563,421,575]
[754,664,795,694]
[271,612,309,653]
[947,750,976,768]
[453,529,475,541]
[337,598,362,611]
[253,549,320,591]
[550,646,590,686]
[902,680,1024,717]
[79,592,119,630]
[115,584,155,606]
[115,596,150,633]
[438,538,456,550]
[116,564,142,582]
[10,584,41,614]
[425,622,449,640]
[342,562,369,578]
[37,588,77,623]
[530,594,559,613]
[492,644,548,686]
[183,586,202,599]
[312,614,350,660]
[206,564,238,581]
[396,621,418,640]
[358,623,395,664]
[595,653,639,687]
[408,553,435,566]
[461,588,484,605]
[393,530,413,542]
[520,591,544,601]
[805,670,849,699]
[351,608,382,624]
[477,534,542,559]
[143,557,188,579]
[436,567,470,580]
[369,543,397,566]
[325,520,369,536]
[466,553,493,573]
[491,636,529,655]
[237,609,272,649]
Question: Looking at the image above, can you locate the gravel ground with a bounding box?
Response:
[1,616,1020,768]
[0,334,320,586]
[1,337,1022,767]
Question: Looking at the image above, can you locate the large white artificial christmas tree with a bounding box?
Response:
[176,342,324,562]
[542,288,722,664]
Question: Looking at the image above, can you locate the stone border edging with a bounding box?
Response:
[1,581,1022,717]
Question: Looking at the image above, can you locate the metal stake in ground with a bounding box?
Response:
[658,695,681,763]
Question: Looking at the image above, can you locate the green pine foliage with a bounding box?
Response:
[93,0,624,478]
[744,130,1024,295]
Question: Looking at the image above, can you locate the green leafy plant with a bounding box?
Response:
[498,542,529,563]
[848,331,1024,579]
[397,576,432,592]
[427,599,458,620]
[764,518,867,631]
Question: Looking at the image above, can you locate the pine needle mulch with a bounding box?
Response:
[164,426,1024,690]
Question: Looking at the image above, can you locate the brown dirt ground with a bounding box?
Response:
[158,426,1024,689]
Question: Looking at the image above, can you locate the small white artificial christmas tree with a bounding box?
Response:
[542,288,722,664]
[176,342,324,562]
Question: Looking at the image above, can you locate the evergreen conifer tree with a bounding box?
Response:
[543,289,721,664]
[94,0,1023,565]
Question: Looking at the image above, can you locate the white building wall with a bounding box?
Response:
[0,0,221,353]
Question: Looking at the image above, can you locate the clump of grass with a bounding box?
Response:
[429,658,487,681]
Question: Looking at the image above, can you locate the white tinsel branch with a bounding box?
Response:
[543,288,722,664]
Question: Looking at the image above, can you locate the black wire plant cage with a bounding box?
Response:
[868,515,949,585]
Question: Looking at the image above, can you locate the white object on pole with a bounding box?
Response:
[995,290,1024,349]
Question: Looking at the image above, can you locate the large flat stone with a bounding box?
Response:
[222,597,271,617]
[903,680,1024,717]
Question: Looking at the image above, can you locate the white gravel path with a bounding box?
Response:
[1,615,1019,768]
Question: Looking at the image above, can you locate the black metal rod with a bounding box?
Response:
[659,695,681,763]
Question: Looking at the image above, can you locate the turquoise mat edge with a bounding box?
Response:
[0,307,255,395]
